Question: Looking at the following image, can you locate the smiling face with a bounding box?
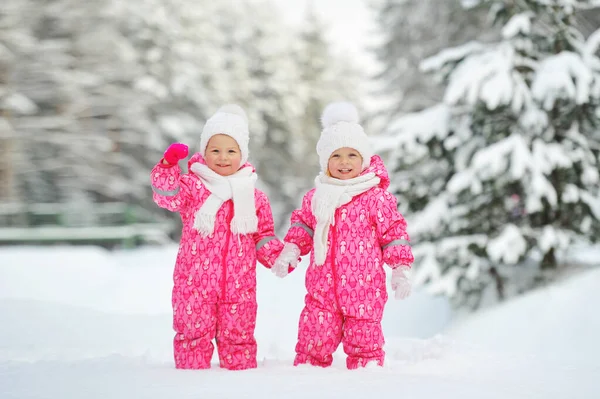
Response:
[204,134,242,176]
[327,147,363,180]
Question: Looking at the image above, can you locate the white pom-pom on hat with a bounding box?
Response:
[316,101,372,172]
[217,104,248,124]
[321,102,360,128]
[200,103,250,165]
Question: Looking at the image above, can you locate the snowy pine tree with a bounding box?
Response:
[289,5,365,211]
[0,0,162,209]
[295,5,333,179]
[1,0,127,204]
[372,0,493,117]
[239,2,364,230]
[0,0,37,202]
[115,0,230,213]
[295,4,366,167]
[2,0,367,236]
[378,0,600,309]
[235,1,303,228]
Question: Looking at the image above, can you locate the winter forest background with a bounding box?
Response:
[1,0,600,314]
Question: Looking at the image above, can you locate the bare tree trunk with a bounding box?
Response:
[541,247,557,271]
[489,267,505,301]
[0,113,15,202]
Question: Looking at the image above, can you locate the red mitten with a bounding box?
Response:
[163,143,189,165]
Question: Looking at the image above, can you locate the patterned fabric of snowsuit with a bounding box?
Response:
[284,155,414,369]
[151,153,283,370]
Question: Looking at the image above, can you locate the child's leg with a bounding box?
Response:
[342,318,385,369]
[294,295,343,367]
[215,300,258,370]
[172,300,217,369]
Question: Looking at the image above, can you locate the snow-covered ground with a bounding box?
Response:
[0,245,598,398]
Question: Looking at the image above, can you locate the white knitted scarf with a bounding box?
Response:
[311,172,380,265]
[189,163,258,236]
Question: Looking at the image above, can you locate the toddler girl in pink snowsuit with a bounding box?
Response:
[151,104,296,370]
[272,102,414,369]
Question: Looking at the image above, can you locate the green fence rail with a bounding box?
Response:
[0,202,175,247]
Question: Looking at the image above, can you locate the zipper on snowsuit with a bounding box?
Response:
[220,202,234,302]
[330,209,343,312]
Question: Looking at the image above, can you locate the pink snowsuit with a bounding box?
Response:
[151,153,283,370]
[284,155,414,369]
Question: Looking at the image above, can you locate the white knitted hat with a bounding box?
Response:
[316,102,372,172]
[200,104,250,165]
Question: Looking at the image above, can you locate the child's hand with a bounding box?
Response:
[391,266,411,300]
[272,242,301,278]
[163,143,189,165]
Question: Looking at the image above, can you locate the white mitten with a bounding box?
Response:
[391,265,411,300]
[272,242,301,278]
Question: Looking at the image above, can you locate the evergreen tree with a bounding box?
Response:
[1,0,367,236]
[380,0,600,309]
[0,0,36,202]
[295,4,365,174]
[290,5,365,208]
[295,5,332,180]
[239,2,364,230]
[0,0,143,207]
[115,0,227,212]
[372,0,492,118]
[237,1,303,228]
